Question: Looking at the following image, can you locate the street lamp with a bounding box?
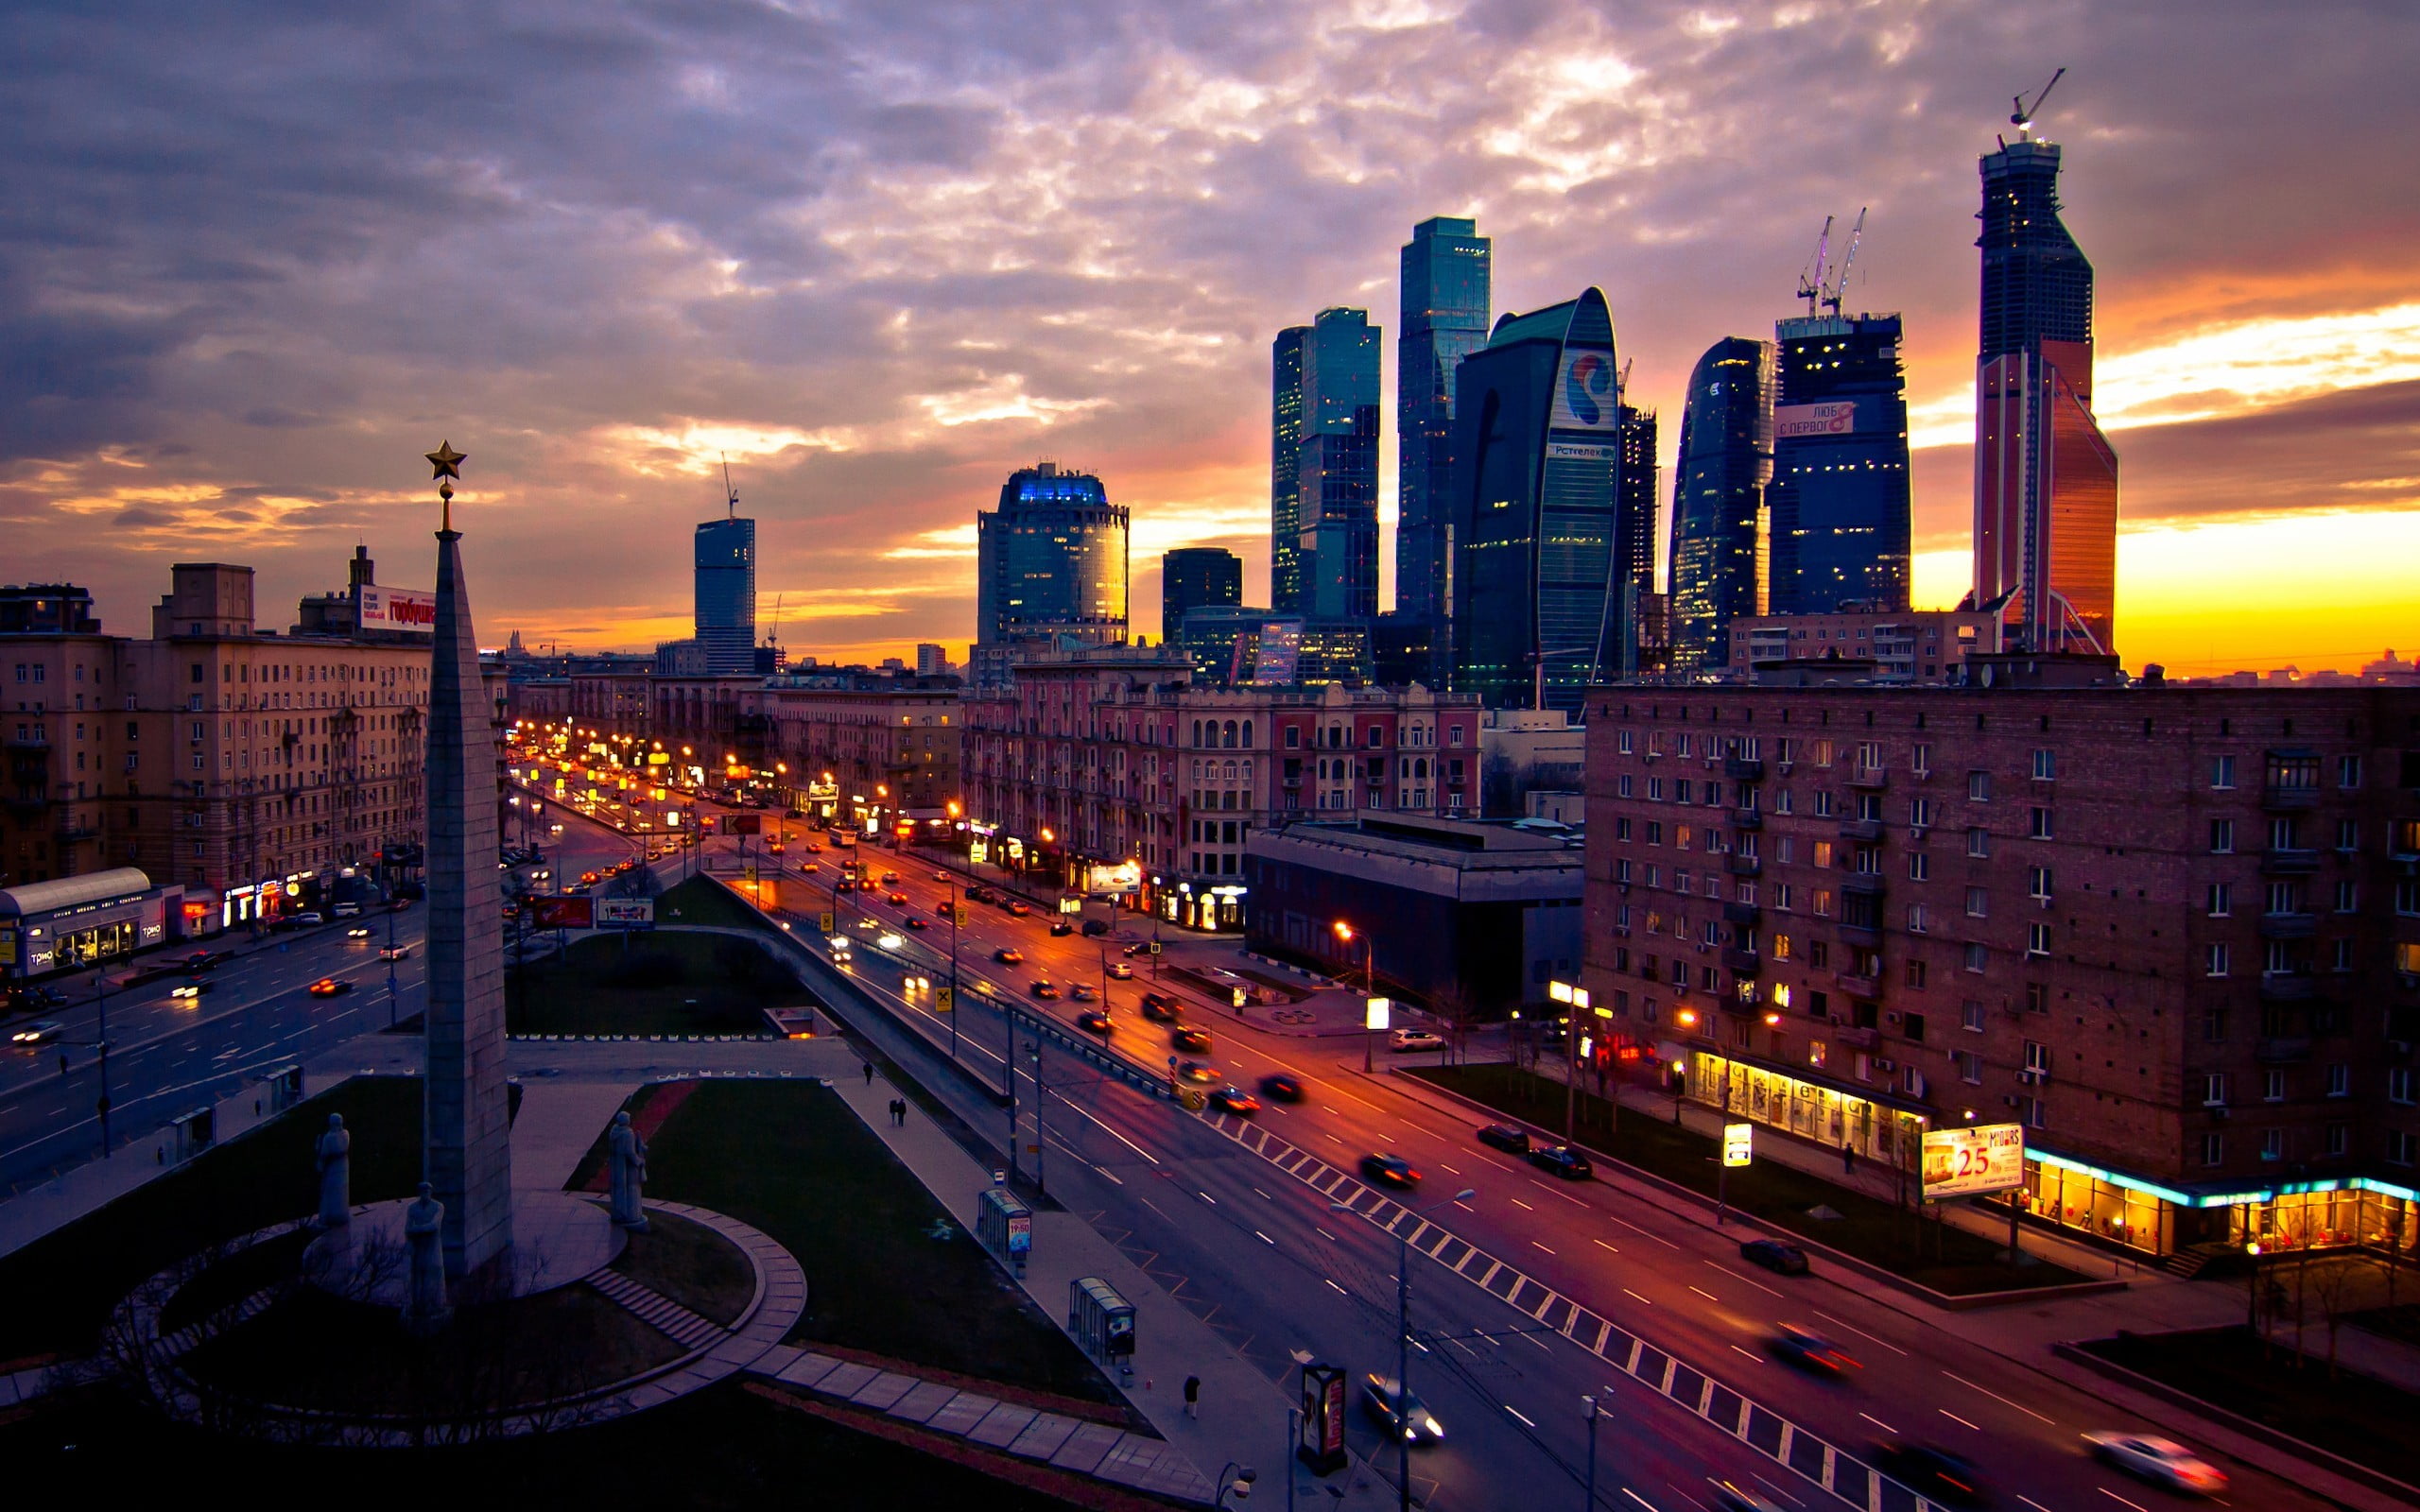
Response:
[1332,1188,1475,1512]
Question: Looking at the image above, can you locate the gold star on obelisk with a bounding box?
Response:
[425,440,466,531]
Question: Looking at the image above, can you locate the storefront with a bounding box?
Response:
[1,868,186,981]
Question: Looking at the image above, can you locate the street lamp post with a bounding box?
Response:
[1334,1187,1475,1512]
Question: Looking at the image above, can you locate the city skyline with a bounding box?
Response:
[7,3,2419,675]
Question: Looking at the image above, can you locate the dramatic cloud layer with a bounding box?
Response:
[4,0,2416,672]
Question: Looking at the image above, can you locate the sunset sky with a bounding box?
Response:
[6,0,2417,677]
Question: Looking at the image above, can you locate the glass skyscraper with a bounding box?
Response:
[1270,327,1305,612]
[1160,545,1242,648]
[976,462,1130,648]
[692,513,756,674]
[1396,216,1492,630]
[1767,312,1910,614]
[1445,287,1628,711]
[1971,137,2118,655]
[1666,336,1776,674]
[1287,307,1382,622]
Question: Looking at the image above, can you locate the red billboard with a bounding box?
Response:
[527,895,594,929]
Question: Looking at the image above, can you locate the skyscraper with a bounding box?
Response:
[1160,546,1242,647]
[975,461,1130,651]
[1971,135,2118,654]
[1396,216,1492,628]
[693,505,756,676]
[1666,336,1776,674]
[1768,311,1911,614]
[1270,327,1305,612]
[1289,307,1382,622]
[1445,288,1629,710]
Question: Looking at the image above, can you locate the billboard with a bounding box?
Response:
[1921,1123,2026,1198]
[356,583,437,634]
[596,898,655,928]
[1774,401,1858,439]
[1084,860,1143,897]
[527,895,594,929]
[1550,349,1618,432]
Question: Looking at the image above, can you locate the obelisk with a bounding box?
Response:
[422,441,512,1278]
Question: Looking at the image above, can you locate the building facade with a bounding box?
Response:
[1582,674,2420,1259]
[1396,215,1493,632]
[693,513,758,674]
[1727,610,2004,684]
[1447,288,1628,712]
[1293,308,1383,623]
[1768,313,1910,615]
[1161,547,1243,648]
[975,462,1131,665]
[1667,336,1777,674]
[1972,136,2118,656]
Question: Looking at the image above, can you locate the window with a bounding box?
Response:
[2203,1073,2229,1107]
[2209,818,2235,855]
[1965,827,1990,858]
[2028,806,2053,839]
[2211,755,2236,790]
[2206,883,2232,918]
[2328,1063,2351,1098]
[2026,922,2051,957]
[2205,943,2231,977]
[1908,851,1929,882]
[2201,1132,2225,1166]
[1966,770,1991,801]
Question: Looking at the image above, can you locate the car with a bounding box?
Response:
[880,871,900,885]
[171,981,214,1000]
[307,977,354,998]
[1139,992,1180,1022]
[1069,983,1097,1003]
[1528,1144,1592,1180]
[378,945,411,962]
[10,1021,64,1046]
[1208,1086,1260,1115]
[1358,1153,1421,1190]
[1076,1010,1114,1037]
[1359,1375,1444,1444]
[1006,902,1030,917]
[1739,1238,1810,1276]
[1768,1323,1855,1376]
[1176,1059,1220,1085]
[1869,1444,1989,1508]
[1260,1073,1305,1103]
[1106,961,1133,979]
[292,910,325,926]
[1478,1123,1531,1155]
[2083,1433,2228,1496]
[331,902,362,918]
[1049,920,1074,936]
[346,926,373,940]
[1172,1025,1213,1053]
[1389,1027,1445,1053]
[1081,919,1112,937]
[994,948,1025,966]
[1029,981,1061,1000]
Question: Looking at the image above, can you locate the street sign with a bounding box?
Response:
[1723,1122,1754,1168]
[1921,1123,2026,1197]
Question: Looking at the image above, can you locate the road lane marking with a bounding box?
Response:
[1939,1409,1979,1431]
[1858,1411,1897,1435]
[1940,1367,2056,1424]
[1811,1310,1907,1356]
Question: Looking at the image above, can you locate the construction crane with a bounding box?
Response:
[2011,67,2066,138]
[1822,207,1867,318]
[1795,215,1833,317]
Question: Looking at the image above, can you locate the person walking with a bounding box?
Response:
[1183,1375,1200,1419]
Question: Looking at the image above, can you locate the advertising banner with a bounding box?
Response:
[1550,349,1619,432]
[1774,401,1858,439]
[527,895,594,929]
[355,583,437,634]
[596,898,655,929]
[1921,1123,2026,1197]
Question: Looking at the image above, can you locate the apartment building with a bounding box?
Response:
[1582,659,2420,1259]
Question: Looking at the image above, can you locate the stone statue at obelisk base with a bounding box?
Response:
[608,1110,649,1231]
[401,1182,451,1336]
[314,1113,351,1228]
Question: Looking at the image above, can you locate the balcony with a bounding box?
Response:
[2258,973,2316,1003]
[1724,949,1763,977]
[1732,809,1762,832]
[1722,901,1762,927]
[2261,785,2320,813]
[1849,767,1888,791]
[2258,911,2317,940]
[1838,818,1882,842]
[1835,971,1881,999]
[1727,854,1762,878]
[2256,1036,2314,1064]
[1724,757,1765,782]
[2261,848,2321,875]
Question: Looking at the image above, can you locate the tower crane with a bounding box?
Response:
[1795,215,1833,318]
[2011,67,2066,138]
[1822,207,1867,318]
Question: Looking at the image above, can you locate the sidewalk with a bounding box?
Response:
[825,1047,1397,1508]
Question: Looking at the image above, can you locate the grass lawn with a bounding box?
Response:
[653,874,783,935]
[2084,1326,2420,1486]
[506,929,803,1037]
[0,1076,426,1366]
[1412,1063,2088,1295]
[642,1078,1124,1406]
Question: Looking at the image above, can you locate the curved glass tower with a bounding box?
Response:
[1445,287,1627,710]
[1667,336,1776,674]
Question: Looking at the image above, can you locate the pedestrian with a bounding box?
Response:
[1841,1143,1856,1177]
[1183,1375,1200,1419]
[862,1060,874,1088]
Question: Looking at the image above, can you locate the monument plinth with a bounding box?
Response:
[423,441,512,1278]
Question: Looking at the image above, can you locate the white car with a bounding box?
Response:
[2083,1433,2227,1496]
[1389,1027,1445,1052]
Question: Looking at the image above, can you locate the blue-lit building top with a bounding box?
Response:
[693,514,756,674]
[1768,312,1910,615]
[1667,336,1775,673]
[1294,308,1382,623]
[1445,287,1626,711]
[976,461,1130,649]
[1396,216,1492,630]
